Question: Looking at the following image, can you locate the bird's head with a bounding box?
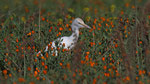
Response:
[71,18,91,31]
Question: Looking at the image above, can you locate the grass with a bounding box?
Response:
[0,0,150,84]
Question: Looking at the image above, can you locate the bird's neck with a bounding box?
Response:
[70,29,79,42]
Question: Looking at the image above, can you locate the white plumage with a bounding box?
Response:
[37,18,91,56]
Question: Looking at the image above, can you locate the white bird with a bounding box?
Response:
[37,18,91,56]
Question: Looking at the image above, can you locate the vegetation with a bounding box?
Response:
[0,0,150,84]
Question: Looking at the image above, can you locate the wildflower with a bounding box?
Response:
[9,73,12,77]
[18,77,26,82]
[59,63,63,66]
[51,81,54,84]
[85,55,89,61]
[16,38,18,43]
[49,29,51,32]
[66,63,70,69]
[64,74,67,80]
[66,24,69,27]
[115,44,118,48]
[126,76,130,81]
[110,4,116,13]
[83,7,89,12]
[31,31,35,34]
[92,78,97,84]
[103,65,107,70]
[148,15,150,19]
[120,11,124,15]
[16,49,19,52]
[86,52,90,55]
[28,67,31,71]
[29,82,35,84]
[59,27,63,31]
[27,32,32,36]
[41,62,45,66]
[139,41,142,44]
[4,38,7,42]
[34,71,38,77]
[68,8,74,13]
[45,65,48,69]
[125,3,129,7]
[3,69,7,75]
[131,5,135,9]
[102,57,105,61]
[21,16,26,23]
[42,17,45,21]
[43,70,47,75]
[24,6,29,13]
[86,16,91,22]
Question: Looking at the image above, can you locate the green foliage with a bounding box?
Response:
[0,0,150,84]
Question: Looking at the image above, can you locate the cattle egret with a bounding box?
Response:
[37,18,91,56]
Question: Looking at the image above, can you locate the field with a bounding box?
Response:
[0,0,150,84]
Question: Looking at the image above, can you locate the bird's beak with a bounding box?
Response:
[81,23,91,29]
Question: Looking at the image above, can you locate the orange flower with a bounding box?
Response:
[34,71,38,77]
[125,3,129,7]
[3,69,7,75]
[59,27,63,31]
[90,62,95,67]
[29,81,35,84]
[49,29,51,32]
[86,52,90,55]
[18,77,26,82]
[42,17,45,21]
[28,67,31,71]
[66,63,70,69]
[9,73,12,77]
[102,57,105,61]
[104,73,110,77]
[136,51,138,54]
[24,6,29,13]
[120,11,124,15]
[58,32,61,35]
[81,60,85,64]
[34,59,37,62]
[16,38,19,43]
[66,24,69,27]
[45,65,48,69]
[132,5,135,9]
[148,15,150,19]
[27,32,31,36]
[69,28,71,31]
[46,52,48,58]
[115,44,118,48]
[103,65,107,70]
[43,70,47,75]
[126,76,130,81]
[92,78,97,84]
[50,81,54,84]
[72,79,76,84]
[139,41,142,44]
[139,70,142,75]
[41,62,45,66]
[10,33,14,37]
[64,74,67,80]
[16,49,19,52]
[36,76,40,80]
[85,55,89,61]
[99,42,102,45]
[59,63,63,66]
[32,31,35,34]
[73,72,76,77]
